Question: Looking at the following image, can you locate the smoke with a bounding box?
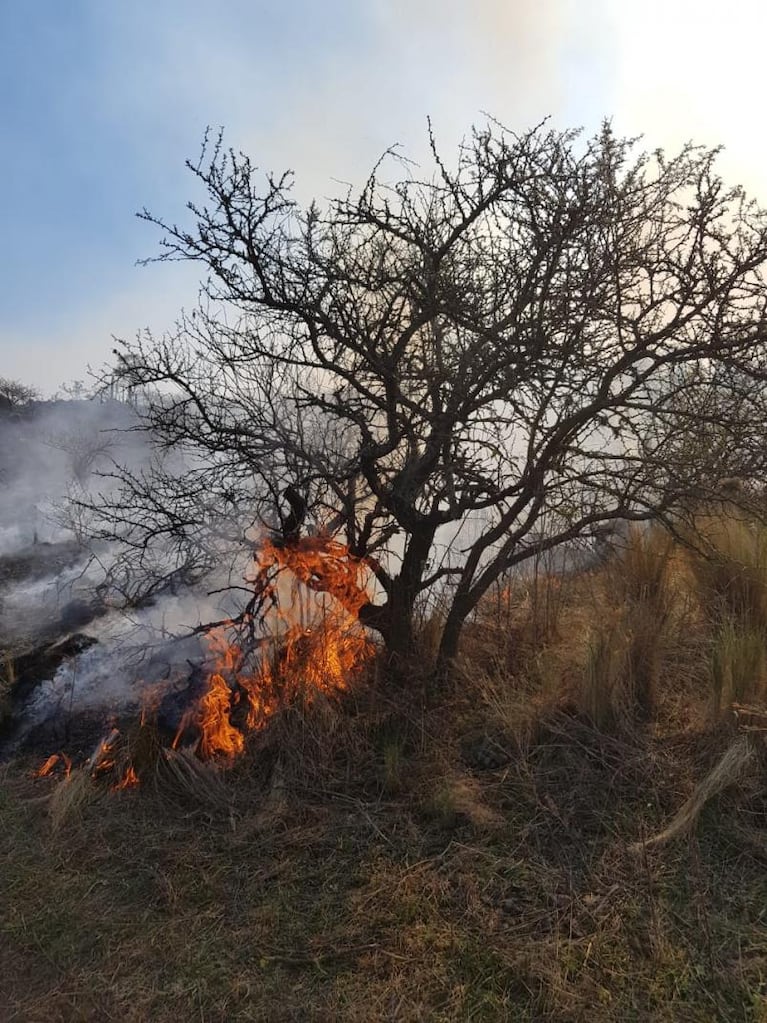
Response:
[0,392,621,756]
[0,398,140,550]
[0,396,258,752]
[5,584,245,754]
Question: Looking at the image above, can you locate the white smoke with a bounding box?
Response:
[0,396,258,752]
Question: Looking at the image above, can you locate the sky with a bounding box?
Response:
[1,0,766,394]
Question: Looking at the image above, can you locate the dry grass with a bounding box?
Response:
[636,733,763,851]
[710,622,767,716]
[3,513,767,1020]
[690,513,767,629]
[3,679,767,1022]
[464,528,690,735]
[685,514,767,718]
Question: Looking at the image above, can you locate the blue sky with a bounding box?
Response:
[1,1,765,393]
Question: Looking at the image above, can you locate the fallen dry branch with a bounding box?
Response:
[632,734,762,851]
[733,702,767,733]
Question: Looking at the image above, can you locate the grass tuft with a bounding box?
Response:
[691,513,767,629]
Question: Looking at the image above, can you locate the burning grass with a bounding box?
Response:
[25,533,377,794]
[166,535,376,773]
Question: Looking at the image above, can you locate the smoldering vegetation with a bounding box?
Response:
[0,397,251,759]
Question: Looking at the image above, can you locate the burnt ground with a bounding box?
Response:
[0,540,85,588]
[0,540,109,758]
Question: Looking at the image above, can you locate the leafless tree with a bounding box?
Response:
[92,120,767,673]
[57,379,93,401]
[0,377,39,409]
[43,429,116,487]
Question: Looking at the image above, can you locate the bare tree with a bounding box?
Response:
[0,377,39,409]
[57,379,93,401]
[92,120,767,673]
[43,429,115,487]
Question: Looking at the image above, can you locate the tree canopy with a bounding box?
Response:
[0,377,39,409]
[94,119,767,671]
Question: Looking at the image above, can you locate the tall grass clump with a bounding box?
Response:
[613,527,676,721]
[690,512,767,715]
[692,513,767,629]
[709,620,766,715]
[580,528,676,728]
[581,622,628,731]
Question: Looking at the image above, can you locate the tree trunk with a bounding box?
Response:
[385,587,417,663]
[376,525,436,672]
[435,591,475,678]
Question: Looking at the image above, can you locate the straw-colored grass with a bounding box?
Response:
[690,513,767,629]
[710,620,767,716]
[635,733,761,851]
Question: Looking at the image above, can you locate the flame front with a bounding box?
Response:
[180,534,374,762]
[34,533,376,785]
[196,673,245,760]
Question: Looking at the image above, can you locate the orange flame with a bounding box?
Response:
[257,535,373,618]
[35,533,376,784]
[34,752,72,778]
[196,673,245,760]
[182,534,375,760]
[112,764,139,790]
[88,728,120,775]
